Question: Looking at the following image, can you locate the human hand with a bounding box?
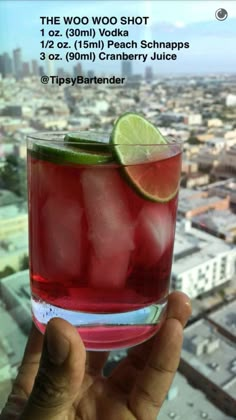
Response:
[1,291,191,420]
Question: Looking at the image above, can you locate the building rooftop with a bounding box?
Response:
[178,195,227,214]
[0,232,28,260]
[160,372,233,420]
[208,301,236,340]
[0,269,30,303]
[179,188,201,200]
[181,319,236,400]
[0,189,21,206]
[208,178,236,197]
[172,222,233,275]
[192,209,236,239]
[206,137,225,147]
[0,202,27,219]
[0,303,28,368]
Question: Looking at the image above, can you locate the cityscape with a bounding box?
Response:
[0,47,236,419]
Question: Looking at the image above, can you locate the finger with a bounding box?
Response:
[86,351,109,376]
[166,291,192,327]
[129,294,191,419]
[107,336,155,394]
[21,318,86,420]
[108,292,191,394]
[12,323,44,398]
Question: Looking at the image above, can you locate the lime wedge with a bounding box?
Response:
[30,141,113,165]
[110,113,181,202]
[64,132,110,153]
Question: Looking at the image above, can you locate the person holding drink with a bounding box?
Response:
[1,113,191,419]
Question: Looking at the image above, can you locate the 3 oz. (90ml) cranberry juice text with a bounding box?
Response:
[28,150,181,349]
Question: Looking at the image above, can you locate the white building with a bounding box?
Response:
[160,372,232,420]
[180,319,236,417]
[0,203,28,240]
[207,118,223,128]
[171,221,236,299]
[0,231,28,271]
[226,94,236,107]
[187,113,202,126]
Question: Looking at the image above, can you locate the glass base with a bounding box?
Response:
[31,296,167,350]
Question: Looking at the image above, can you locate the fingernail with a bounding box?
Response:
[183,300,192,327]
[46,323,70,365]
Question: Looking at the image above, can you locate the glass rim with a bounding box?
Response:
[26,131,183,148]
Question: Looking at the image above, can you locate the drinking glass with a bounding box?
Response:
[27,132,182,350]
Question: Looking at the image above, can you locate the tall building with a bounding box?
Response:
[0,53,13,78]
[87,70,94,78]
[73,63,82,77]
[31,59,39,76]
[38,65,45,77]
[0,55,4,77]
[13,48,22,79]
[58,67,66,77]
[22,62,30,78]
[46,57,55,76]
[121,61,132,79]
[145,66,153,83]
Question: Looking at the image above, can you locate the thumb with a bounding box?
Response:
[21,318,86,420]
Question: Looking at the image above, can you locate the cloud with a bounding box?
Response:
[174,21,185,28]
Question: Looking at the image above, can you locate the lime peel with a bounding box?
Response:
[110,112,181,203]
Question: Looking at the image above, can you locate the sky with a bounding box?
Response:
[0,0,236,74]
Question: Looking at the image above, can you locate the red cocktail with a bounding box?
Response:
[27,117,182,350]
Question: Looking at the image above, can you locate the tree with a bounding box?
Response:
[0,266,15,279]
[188,136,201,145]
[0,154,27,199]
[19,254,29,270]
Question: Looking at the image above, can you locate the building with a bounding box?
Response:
[207,118,223,128]
[0,117,28,134]
[31,59,39,76]
[214,145,236,179]
[226,94,236,107]
[2,105,22,117]
[187,113,202,126]
[0,190,21,206]
[0,231,28,271]
[87,70,94,78]
[0,270,30,411]
[38,65,45,77]
[0,270,31,334]
[0,344,12,411]
[196,138,227,171]
[0,202,28,240]
[73,63,82,77]
[178,191,229,219]
[205,178,236,209]
[181,172,210,189]
[179,319,236,417]
[160,372,233,420]
[178,188,203,201]
[171,221,236,299]
[22,61,30,78]
[13,48,22,79]
[181,159,198,175]
[207,301,236,343]
[0,201,28,271]
[46,57,55,77]
[192,209,236,243]
[145,66,153,83]
[0,53,13,78]
[0,54,4,77]
[121,61,132,79]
